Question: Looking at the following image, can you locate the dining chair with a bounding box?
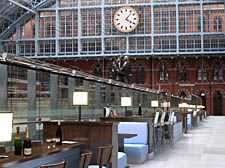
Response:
[78,150,93,168]
[89,145,113,168]
[40,159,67,168]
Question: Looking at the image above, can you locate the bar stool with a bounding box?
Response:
[153,111,160,154]
[89,145,113,168]
[40,159,67,168]
[159,111,167,151]
[78,150,92,168]
[164,111,175,148]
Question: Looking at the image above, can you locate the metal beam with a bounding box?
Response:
[0,0,53,40]
[0,14,14,22]
[8,0,35,14]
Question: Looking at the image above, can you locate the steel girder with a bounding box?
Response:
[0,0,54,39]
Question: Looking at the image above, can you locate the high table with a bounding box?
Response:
[118,133,137,152]
[0,142,84,168]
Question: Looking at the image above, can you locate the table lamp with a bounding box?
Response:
[121,97,132,116]
[151,100,159,112]
[0,112,13,159]
[179,102,188,108]
[162,102,170,111]
[73,91,88,121]
[179,103,189,113]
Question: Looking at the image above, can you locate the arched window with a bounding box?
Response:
[178,62,188,82]
[92,63,103,77]
[214,91,223,116]
[135,63,146,84]
[199,91,206,111]
[213,16,222,31]
[197,65,207,81]
[179,91,186,98]
[213,62,223,81]
[159,62,169,81]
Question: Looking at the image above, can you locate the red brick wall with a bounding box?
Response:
[48,56,225,116]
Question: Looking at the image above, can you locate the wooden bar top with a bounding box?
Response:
[118,133,137,138]
[42,121,117,126]
[0,142,85,168]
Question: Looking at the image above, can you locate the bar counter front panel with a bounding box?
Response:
[42,121,118,168]
[0,143,83,168]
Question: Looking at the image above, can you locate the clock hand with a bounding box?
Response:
[125,12,132,21]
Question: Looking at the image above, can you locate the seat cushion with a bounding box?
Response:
[124,144,148,164]
[88,166,106,168]
[118,122,148,144]
[118,152,127,168]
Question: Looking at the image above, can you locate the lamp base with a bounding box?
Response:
[0,155,8,159]
[79,105,81,121]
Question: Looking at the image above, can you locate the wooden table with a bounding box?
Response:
[0,142,85,168]
[118,133,137,152]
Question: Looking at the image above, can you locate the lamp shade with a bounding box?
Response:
[121,97,132,107]
[151,100,159,107]
[161,102,170,108]
[73,91,88,105]
[179,103,189,108]
[190,105,196,108]
[197,105,205,109]
[0,112,13,142]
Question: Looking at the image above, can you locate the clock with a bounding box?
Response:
[113,6,140,33]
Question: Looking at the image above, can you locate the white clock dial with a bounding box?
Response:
[113,7,140,33]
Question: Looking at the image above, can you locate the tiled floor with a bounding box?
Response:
[129,116,225,168]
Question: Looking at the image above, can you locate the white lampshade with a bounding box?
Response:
[197,105,205,109]
[161,102,165,107]
[0,112,13,142]
[151,100,159,107]
[179,103,189,108]
[161,102,170,108]
[73,91,88,105]
[121,97,132,107]
[190,105,196,108]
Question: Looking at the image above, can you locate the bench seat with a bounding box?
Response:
[118,152,127,168]
[124,144,148,164]
[118,122,149,164]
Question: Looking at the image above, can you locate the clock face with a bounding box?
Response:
[113,7,140,33]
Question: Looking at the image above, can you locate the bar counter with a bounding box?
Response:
[0,142,85,168]
[42,121,118,168]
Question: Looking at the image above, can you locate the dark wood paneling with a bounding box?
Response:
[0,145,6,154]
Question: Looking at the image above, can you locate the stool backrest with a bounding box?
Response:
[160,111,167,125]
[40,159,67,168]
[154,111,160,125]
[97,145,113,168]
[169,111,175,124]
[78,150,92,168]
